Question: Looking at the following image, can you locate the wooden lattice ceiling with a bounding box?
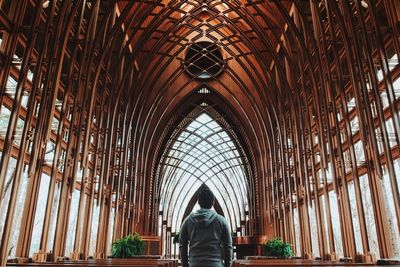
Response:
[0,0,400,264]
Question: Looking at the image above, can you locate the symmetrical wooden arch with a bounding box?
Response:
[0,0,399,265]
[154,100,253,249]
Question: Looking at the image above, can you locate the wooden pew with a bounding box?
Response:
[7,258,178,267]
[87,259,177,267]
[232,259,388,267]
[8,265,165,267]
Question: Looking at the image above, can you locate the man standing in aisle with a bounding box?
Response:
[179,187,233,267]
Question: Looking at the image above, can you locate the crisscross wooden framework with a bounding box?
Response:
[0,0,400,265]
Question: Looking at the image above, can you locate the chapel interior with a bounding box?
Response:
[0,0,400,266]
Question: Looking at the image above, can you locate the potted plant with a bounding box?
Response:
[111,233,145,258]
[172,232,180,244]
[261,237,293,259]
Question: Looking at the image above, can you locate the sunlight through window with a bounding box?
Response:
[157,110,251,256]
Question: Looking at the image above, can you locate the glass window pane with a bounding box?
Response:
[348,180,363,253]
[309,200,320,257]
[76,168,83,182]
[21,95,29,109]
[354,141,365,165]
[385,118,397,148]
[12,116,25,146]
[30,173,51,256]
[381,166,400,258]
[47,182,61,251]
[329,191,343,257]
[107,206,115,256]
[375,128,384,155]
[65,189,80,257]
[0,157,17,245]
[158,111,250,256]
[89,204,100,256]
[381,92,390,109]
[8,168,29,257]
[293,207,301,256]
[0,105,11,137]
[6,76,17,97]
[320,195,330,252]
[394,76,400,99]
[359,174,379,258]
[347,97,356,112]
[395,159,400,203]
[350,116,359,134]
[44,141,56,164]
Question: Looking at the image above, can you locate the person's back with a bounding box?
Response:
[179,188,232,267]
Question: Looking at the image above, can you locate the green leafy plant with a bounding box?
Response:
[172,232,180,244]
[111,233,145,258]
[262,237,293,259]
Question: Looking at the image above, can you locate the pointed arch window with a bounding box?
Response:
[157,109,251,241]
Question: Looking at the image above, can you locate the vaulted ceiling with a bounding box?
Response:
[1,0,399,261]
[50,0,395,236]
[103,0,297,235]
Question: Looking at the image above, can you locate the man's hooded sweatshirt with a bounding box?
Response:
[179,208,233,267]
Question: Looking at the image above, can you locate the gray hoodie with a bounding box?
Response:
[179,209,233,267]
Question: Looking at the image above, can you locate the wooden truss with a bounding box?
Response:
[0,0,399,265]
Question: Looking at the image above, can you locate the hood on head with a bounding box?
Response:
[189,208,217,227]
